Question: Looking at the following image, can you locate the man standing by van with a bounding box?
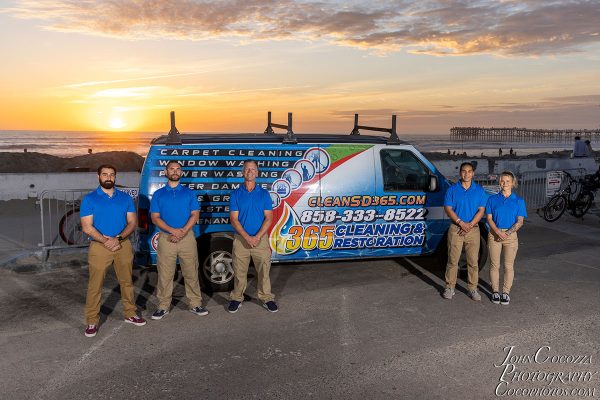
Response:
[228,159,277,313]
[80,164,146,338]
[150,160,207,320]
[443,162,486,301]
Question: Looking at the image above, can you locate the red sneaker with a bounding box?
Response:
[85,324,98,337]
[124,316,147,326]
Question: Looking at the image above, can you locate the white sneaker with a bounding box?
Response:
[469,290,481,301]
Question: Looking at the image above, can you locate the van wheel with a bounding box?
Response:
[437,232,488,273]
[198,235,234,293]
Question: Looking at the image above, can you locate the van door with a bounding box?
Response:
[270,143,378,261]
[268,144,324,262]
[313,144,377,260]
[374,147,436,256]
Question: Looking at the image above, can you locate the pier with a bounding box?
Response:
[450,127,600,143]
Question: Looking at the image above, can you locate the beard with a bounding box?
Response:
[99,179,115,189]
[168,174,181,182]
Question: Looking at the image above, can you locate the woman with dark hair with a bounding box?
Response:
[486,171,527,305]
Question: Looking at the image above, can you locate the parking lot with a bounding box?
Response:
[1,213,599,399]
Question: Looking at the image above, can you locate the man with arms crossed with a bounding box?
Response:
[228,159,278,313]
[81,164,146,338]
[442,162,486,301]
[150,160,208,320]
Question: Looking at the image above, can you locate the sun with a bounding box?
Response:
[109,116,126,130]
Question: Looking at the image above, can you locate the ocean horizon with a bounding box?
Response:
[0,129,587,158]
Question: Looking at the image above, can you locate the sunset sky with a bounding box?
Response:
[1,0,599,134]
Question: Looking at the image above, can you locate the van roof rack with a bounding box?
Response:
[350,114,399,145]
[264,111,297,144]
[165,111,182,145]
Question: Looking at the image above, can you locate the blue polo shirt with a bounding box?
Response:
[486,192,527,229]
[444,181,487,221]
[230,185,272,236]
[80,187,136,236]
[150,183,199,231]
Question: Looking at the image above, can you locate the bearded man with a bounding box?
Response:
[80,164,146,338]
[150,160,207,320]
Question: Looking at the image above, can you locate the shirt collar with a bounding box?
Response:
[457,181,476,191]
[96,186,116,198]
[498,192,516,200]
[165,183,182,192]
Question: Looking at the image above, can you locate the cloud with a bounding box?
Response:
[330,94,600,127]
[91,86,161,98]
[4,0,600,56]
[64,72,209,88]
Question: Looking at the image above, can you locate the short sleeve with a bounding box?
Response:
[80,194,93,217]
[149,191,160,213]
[443,185,453,207]
[485,196,493,215]
[518,198,528,218]
[229,190,239,212]
[126,195,135,213]
[188,190,200,211]
[478,187,487,208]
[263,190,273,211]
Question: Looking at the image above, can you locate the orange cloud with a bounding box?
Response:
[5,0,600,56]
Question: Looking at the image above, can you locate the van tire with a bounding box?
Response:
[437,229,488,273]
[198,235,235,293]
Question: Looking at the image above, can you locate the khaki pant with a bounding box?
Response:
[229,234,274,303]
[488,232,519,294]
[156,231,203,310]
[445,224,480,291]
[85,240,137,325]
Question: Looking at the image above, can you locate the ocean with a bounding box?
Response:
[0,130,589,158]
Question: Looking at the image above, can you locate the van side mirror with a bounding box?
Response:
[428,175,438,192]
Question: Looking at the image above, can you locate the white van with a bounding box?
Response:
[137,113,487,291]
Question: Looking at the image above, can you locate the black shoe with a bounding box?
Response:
[228,301,241,313]
[189,306,209,316]
[492,292,500,304]
[151,309,169,320]
[500,293,510,306]
[263,301,278,313]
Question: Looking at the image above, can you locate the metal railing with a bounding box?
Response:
[38,189,91,252]
[38,188,140,255]
[446,168,589,211]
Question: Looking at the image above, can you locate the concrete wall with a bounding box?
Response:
[0,157,597,200]
[433,159,489,178]
[493,157,597,175]
[434,157,597,180]
[0,172,140,200]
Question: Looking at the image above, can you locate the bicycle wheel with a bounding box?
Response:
[572,191,594,218]
[59,208,86,245]
[543,194,567,222]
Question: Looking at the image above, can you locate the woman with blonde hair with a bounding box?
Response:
[485,171,527,305]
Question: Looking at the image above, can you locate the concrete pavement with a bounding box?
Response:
[0,205,599,399]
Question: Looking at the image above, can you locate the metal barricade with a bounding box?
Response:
[445,168,588,211]
[38,189,92,252]
[516,168,587,211]
[38,187,140,254]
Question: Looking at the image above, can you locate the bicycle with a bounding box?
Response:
[542,171,597,222]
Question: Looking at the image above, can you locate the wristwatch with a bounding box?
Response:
[116,234,123,242]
